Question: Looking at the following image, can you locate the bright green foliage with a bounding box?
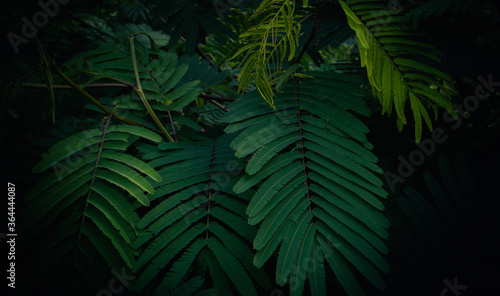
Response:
[225,71,390,295]
[21,124,161,288]
[339,0,455,142]
[233,0,303,108]
[131,134,271,295]
[9,0,489,295]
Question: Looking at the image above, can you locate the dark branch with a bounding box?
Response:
[199,92,235,102]
[167,109,178,141]
[294,13,317,65]
[65,11,115,41]
[209,99,230,112]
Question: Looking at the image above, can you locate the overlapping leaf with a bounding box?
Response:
[233,0,303,108]
[21,125,161,290]
[65,42,212,141]
[131,134,271,296]
[339,0,456,142]
[225,71,390,295]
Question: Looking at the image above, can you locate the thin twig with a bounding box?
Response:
[210,99,230,112]
[207,88,231,99]
[167,109,178,140]
[129,35,175,142]
[140,0,167,23]
[65,11,115,41]
[192,42,215,66]
[40,46,138,126]
[199,92,235,102]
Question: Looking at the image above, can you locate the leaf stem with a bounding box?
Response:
[199,93,235,102]
[40,47,138,126]
[296,80,313,214]
[205,142,217,240]
[73,113,114,263]
[129,35,175,142]
[65,11,115,41]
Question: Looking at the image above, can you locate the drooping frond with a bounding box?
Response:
[232,0,304,108]
[20,124,162,293]
[225,71,389,295]
[131,134,271,295]
[339,0,456,142]
[7,1,499,296]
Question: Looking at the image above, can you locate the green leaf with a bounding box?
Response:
[208,237,258,296]
[226,73,388,294]
[318,235,365,296]
[340,0,455,142]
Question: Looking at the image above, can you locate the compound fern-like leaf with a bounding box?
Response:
[233,0,304,108]
[21,124,161,291]
[339,0,456,142]
[132,134,271,296]
[225,71,389,295]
